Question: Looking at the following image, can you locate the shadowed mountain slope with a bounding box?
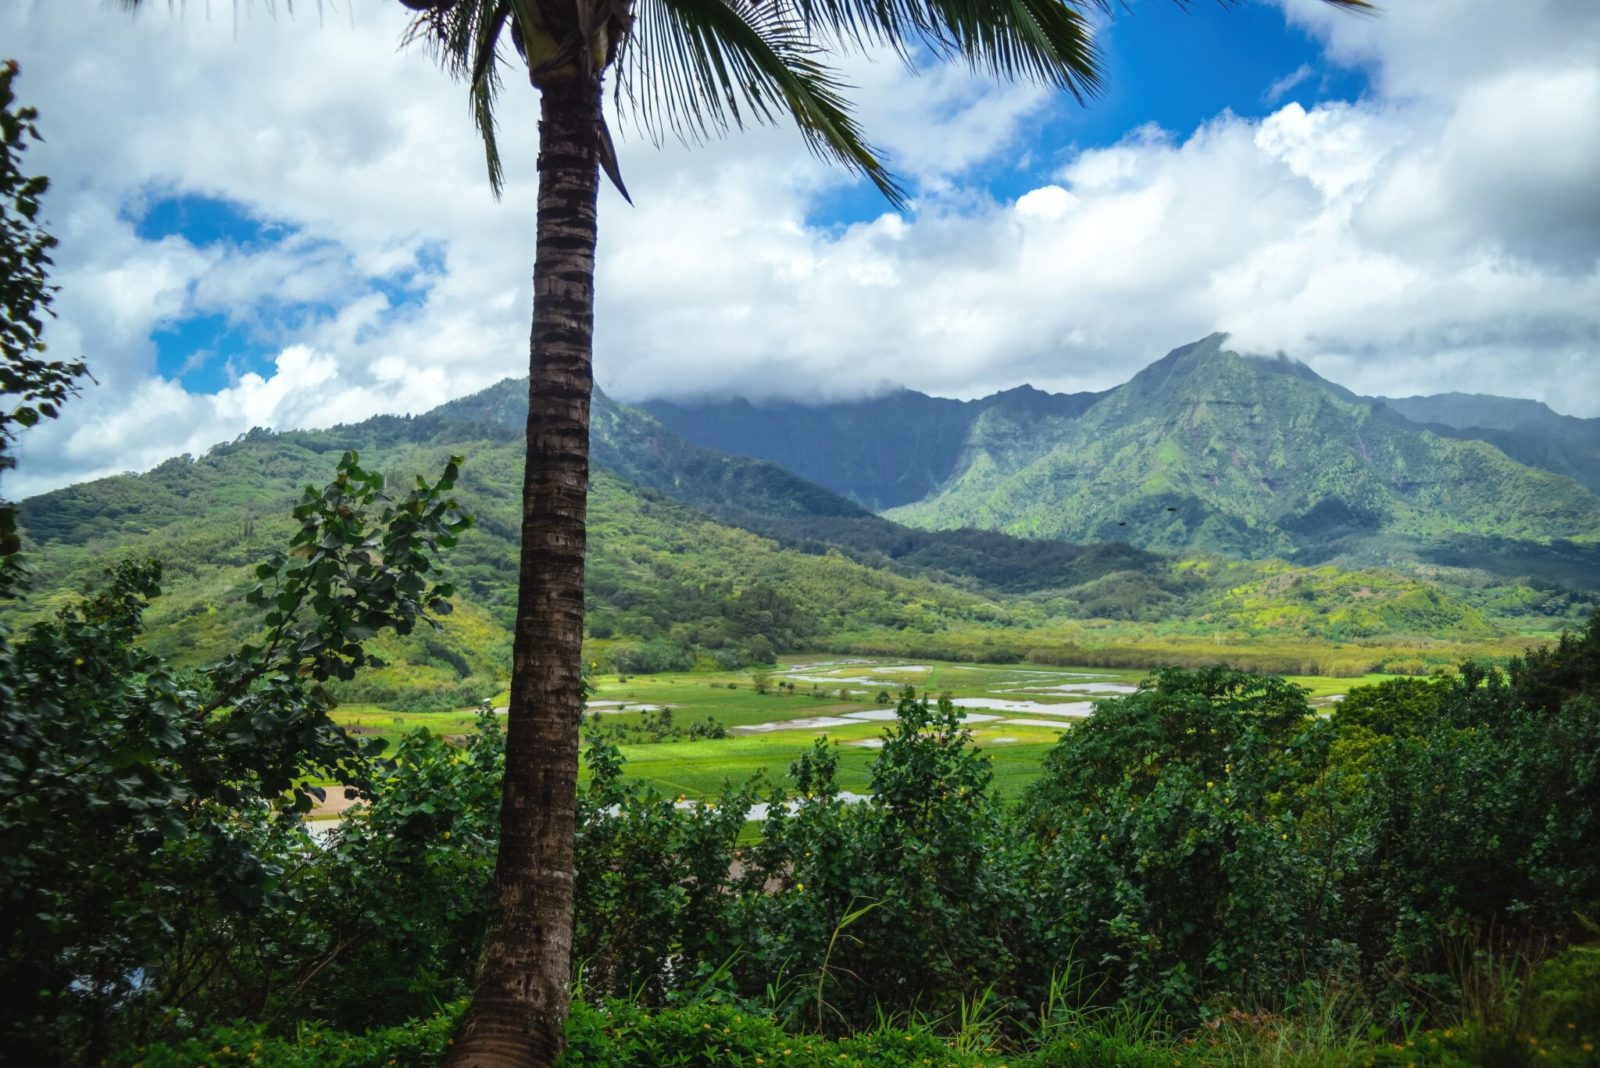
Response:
[633,336,1600,584]
[643,385,1106,511]
[1377,392,1600,496]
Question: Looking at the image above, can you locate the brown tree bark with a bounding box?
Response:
[445,76,601,1068]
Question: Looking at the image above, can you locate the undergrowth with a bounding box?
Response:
[112,940,1600,1068]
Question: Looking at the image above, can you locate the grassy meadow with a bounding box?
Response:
[326,654,1390,808]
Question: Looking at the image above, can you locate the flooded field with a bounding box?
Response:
[334,655,1367,803]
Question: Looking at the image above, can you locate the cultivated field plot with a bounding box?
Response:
[330,656,1378,803]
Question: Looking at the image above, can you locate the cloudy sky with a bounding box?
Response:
[4,0,1599,496]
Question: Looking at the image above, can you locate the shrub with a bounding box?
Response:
[739,690,1033,1027]
[105,1006,461,1068]
[0,454,470,1063]
[571,740,757,1001]
[1022,669,1340,1013]
[300,710,503,1028]
[1331,622,1600,991]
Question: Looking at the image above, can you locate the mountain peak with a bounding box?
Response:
[1112,334,1240,398]
[1173,331,1232,359]
[1132,333,1232,375]
[990,383,1051,399]
[1114,334,1364,406]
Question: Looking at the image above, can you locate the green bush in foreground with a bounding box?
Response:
[107,1000,1188,1068]
[108,1009,458,1068]
[42,628,1600,1064]
[0,454,470,1064]
[109,956,1600,1068]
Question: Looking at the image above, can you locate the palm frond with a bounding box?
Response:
[404,0,514,196]
[470,0,514,194]
[785,0,1373,100]
[921,0,1103,98]
[619,0,905,206]
[783,0,1102,96]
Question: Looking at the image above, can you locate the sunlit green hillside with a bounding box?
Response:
[14,377,1593,711]
[888,335,1600,556]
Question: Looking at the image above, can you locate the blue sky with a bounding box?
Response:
[126,2,1374,394]
[129,190,445,392]
[1070,1,1371,140]
[809,2,1372,225]
[127,192,306,390]
[6,0,1600,495]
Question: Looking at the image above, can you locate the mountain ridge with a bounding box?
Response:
[1375,391,1600,496]
[642,335,1600,582]
[642,383,1107,512]
[14,368,1590,706]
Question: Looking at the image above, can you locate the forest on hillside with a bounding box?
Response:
[5,454,1600,1065]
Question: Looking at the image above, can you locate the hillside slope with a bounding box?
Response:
[1378,392,1600,496]
[15,416,1015,707]
[15,374,1585,704]
[889,336,1600,559]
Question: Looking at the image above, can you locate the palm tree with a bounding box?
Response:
[407,7,1371,1068]
[120,1,1368,1065]
[399,3,1109,1065]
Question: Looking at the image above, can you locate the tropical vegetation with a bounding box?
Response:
[12,0,1600,1063]
[11,537,1600,1065]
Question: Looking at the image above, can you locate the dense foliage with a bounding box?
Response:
[10,464,1600,1063]
[91,624,1600,1066]
[0,453,470,1063]
[0,59,87,590]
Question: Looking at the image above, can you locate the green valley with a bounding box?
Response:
[14,368,1593,721]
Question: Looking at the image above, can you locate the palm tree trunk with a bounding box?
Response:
[445,77,601,1068]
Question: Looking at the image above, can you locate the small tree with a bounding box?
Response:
[1021,668,1332,1010]
[0,453,471,1063]
[0,60,87,593]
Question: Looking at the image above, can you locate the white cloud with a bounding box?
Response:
[4,0,1600,499]
[1265,63,1314,104]
[1275,0,1600,100]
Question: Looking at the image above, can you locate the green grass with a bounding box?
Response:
[336,654,1396,803]
[331,704,485,748]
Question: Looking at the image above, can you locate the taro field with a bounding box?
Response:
[328,657,1376,806]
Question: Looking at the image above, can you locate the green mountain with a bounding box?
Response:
[644,385,1105,511]
[892,335,1600,556]
[1377,392,1600,496]
[643,335,1600,584]
[14,397,1023,708]
[13,372,1589,706]
[427,379,1160,595]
